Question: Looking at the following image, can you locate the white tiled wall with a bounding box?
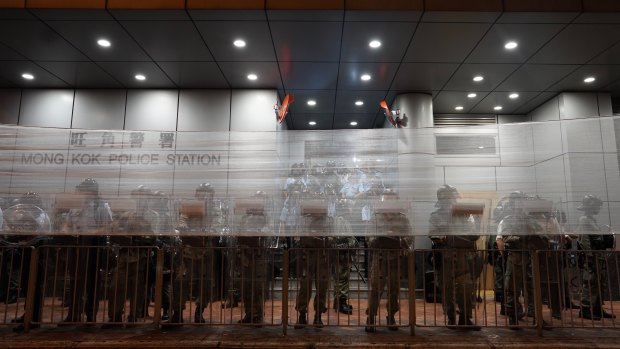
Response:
[532,120,563,163]
[0,89,20,125]
[124,90,179,131]
[19,89,74,128]
[534,156,567,202]
[177,89,231,132]
[230,90,278,132]
[498,122,534,166]
[563,153,607,202]
[72,89,126,130]
[559,93,600,120]
[561,117,603,153]
[530,96,559,122]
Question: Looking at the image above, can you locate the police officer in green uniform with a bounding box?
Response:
[236,191,271,325]
[429,185,481,330]
[365,189,412,332]
[577,194,616,320]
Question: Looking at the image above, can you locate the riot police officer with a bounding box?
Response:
[577,194,616,320]
[61,178,113,325]
[365,189,412,332]
[429,185,481,330]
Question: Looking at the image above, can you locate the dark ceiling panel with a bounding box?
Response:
[0,42,26,60]
[0,9,36,20]
[344,10,421,22]
[574,12,620,23]
[496,12,579,23]
[391,63,459,91]
[528,24,620,64]
[0,20,88,61]
[158,62,229,88]
[338,62,399,90]
[120,21,213,61]
[466,24,565,64]
[96,61,175,88]
[512,91,557,114]
[496,64,579,92]
[218,61,282,89]
[108,9,189,20]
[270,21,342,62]
[334,90,386,114]
[290,112,334,130]
[433,90,490,114]
[287,89,336,114]
[442,63,520,91]
[188,10,267,20]
[37,61,122,88]
[267,10,343,21]
[0,61,69,87]
[589,41,620,65]
[195,21,276,61]
[332,113,376,129]
[404,22,490,63]
[421,11,500,23]
[547,65,620,92]
[470,91,540,114]
[340,21,416,62]
[31,9,114,20]
[280,62,338,90]
[47,20,150,61]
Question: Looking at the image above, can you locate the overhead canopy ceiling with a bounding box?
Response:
[1,0,619,130]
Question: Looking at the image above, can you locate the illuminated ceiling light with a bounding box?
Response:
[467,93,477,98]
[307,100,317,106]
[584,76,596,83]
[509,93,519,99]
[21,73,34,80]
[247,73,258,80]
[478,146,485,149]
[350,121,358,126]
[494,106,503,111]
[97,39,111,47]
[473,76,484,82]
[233,39,246,48]
[455,106,464,111]
[504,41,518,50]
[360,74,371,81]
[369,40,381,48]
[134,74,146,81]
[355,100,364,106]
[308,121,317,126]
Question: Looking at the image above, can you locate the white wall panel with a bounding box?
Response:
[72,89,126,130]
[177,90,231,132]
[230,90,278,132]
[530,96,559,122]
[600,117,617,153]
[444,166,496,192]
[561,118,603,153]
[604,153,620,202]
[498,114,530,124]
[0,89,20,125]
[19,89,74,128]
[124,90,178,131]
[499,123,534,166]
[564,153,607,202]
[559,92,599,120]
[534,156,566,202]
[532,121,563,163]
[598,93,613,117]
[496,166,536,196]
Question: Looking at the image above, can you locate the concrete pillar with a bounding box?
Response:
[386,93,434,128]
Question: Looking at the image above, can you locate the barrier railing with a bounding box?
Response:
[1,244,618,334]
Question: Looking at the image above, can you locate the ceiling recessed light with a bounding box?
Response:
[361,74,371,81]
[135,74,146,81]
[584,76,596,83]
[307,100,317,106]
[97,39,111,47]
[494,106,503,111]
[350,121,358,126]
[21,73,34,80]
[455,106,464,111]
[473,76,484,82]
[355,100,364,106]
[509,93,519,99]
[309,121,317,126]
[478,146,485,149]
[504,41,518,50]
[467,93,477,98]
[369,40,381,48]
[233,39,246,48]
[247,73,258,81]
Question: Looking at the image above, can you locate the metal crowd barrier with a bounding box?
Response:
[1,244,618,335]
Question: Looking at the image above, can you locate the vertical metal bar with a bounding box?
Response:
[408,250,416,336]
[532,251,543,336]
[23,248,39,333]
[153,248,164,328]
[282,250,289,335]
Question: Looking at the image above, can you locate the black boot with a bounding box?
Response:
[386,315,398,331]
[579,307,601,320]
[163,310,183,329]
[194,306,206,323]
[161,308,170,321]
[294,312,307,329]
[365,316,376,333]
[313,313,324,328]
[239,313,264,327]
[334,297,353,315]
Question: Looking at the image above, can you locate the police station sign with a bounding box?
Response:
[21,152,221,166]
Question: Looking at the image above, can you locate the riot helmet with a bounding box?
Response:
[436,185,459,202]
[131,185,152,212]
[195,182,214,201]
[151,190,168,211]
[76,178,99,195]
[20,191,43,208]
[577,194,603,214]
